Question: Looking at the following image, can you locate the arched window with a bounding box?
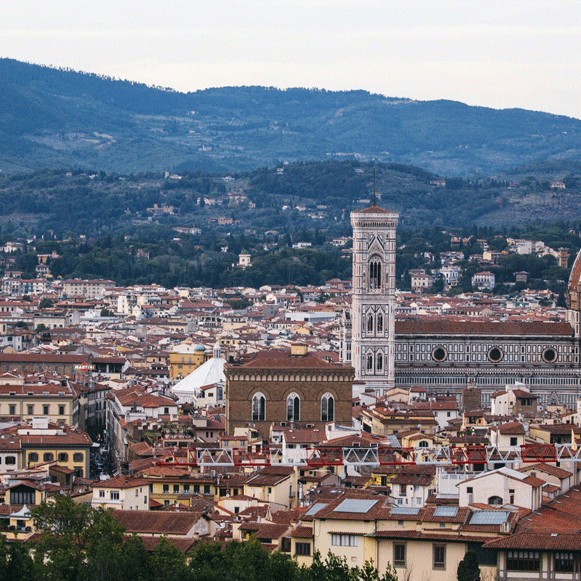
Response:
[377,314,383,332]
[287,393,300,421]
[369,258,382,289]
[488,495,503,506]
[321,393,335,422]
[376,353,383,372]
[367,354,373,370]
[252,392,266,421]
[367,314,373,332]
[418,440,429,448]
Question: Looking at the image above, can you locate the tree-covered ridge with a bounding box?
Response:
[1,58,581,175]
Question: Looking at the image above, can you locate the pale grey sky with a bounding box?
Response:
[2,0,580,118]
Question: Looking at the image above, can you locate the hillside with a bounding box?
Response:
[1,59,581,176]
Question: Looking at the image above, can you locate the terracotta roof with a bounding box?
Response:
[395,320,573,336]
[113,509,204,535]
[484,533,581,551]
[519,463,572,480]
[227,349,353,371]
[497,422,526,435]
[291,525,313,538]
[373,530,492,543]
[93,476,150,489]
[352,205,397,215]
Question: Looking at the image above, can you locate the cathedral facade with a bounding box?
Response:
[342,204,581,408]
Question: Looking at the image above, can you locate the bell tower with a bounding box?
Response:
[350,203,398,394]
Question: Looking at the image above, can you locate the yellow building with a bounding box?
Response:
[169,344,208,380]
[295,493,514,579]
[19,419,92,477]
[0,374,75,425]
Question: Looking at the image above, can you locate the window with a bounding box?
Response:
[173,484,180,493]
[28,453,39,463]
[27,404,34,415]
[394,543,406,567]
[99,490,105,498]
[9,405,15,415]
[183,484,190,493]
[10,489,34,505]
[163,484,169,493]
[555,552,575,572]
[488,495,503,505]
[5,456,16,465]
[252,392,266,422]
[59,405,65,415]
[58,453,69,462]
[204,485,210,494]
[295,543,311,556]
[43,405,49,415]
[321,393,334,422]
[281,537,291,553]
[368,315,373,332]
[367,354,373,370]
[287,393,300,422]
[110,491,119,500]
[332,534,358,547]
[433,545,446,570]
[369,258,382,289]
[73,453,83,462]
[377,353,383,372]
[377,314,383,332]
[43,452,54,462]
[510,437,518,446]
[507,551,540,571]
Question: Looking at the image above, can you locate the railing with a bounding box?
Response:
[155,443,581,468]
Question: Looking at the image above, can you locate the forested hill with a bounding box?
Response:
[1,58,581,176]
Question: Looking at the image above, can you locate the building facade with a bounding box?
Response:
[342,204,581,407]
[225,344,354,439]
[350,204,399,394]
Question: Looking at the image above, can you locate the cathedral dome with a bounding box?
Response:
[567,248,581,310]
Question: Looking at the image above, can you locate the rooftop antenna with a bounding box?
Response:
[373,168,377,206]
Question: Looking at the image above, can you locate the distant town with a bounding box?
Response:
[2,199,581,581]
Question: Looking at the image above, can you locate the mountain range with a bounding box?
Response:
[1,58,581,176]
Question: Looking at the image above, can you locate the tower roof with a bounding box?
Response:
[352,204,397,215]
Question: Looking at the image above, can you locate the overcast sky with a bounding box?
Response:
[2,1,580,119]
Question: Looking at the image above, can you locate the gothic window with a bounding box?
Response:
[377,314,383,332]
[367,354,373,370]
[252,392,266,421]
[287,393,300,421]
[369,258,382,290]
[367,314,373,332]
[321,393,334,422]
[377,353,383,372]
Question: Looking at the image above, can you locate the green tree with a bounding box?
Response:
[457,551,480,581]
[31,494,126,581]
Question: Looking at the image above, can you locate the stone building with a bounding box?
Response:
[349,203,398,394]
[224,344,354,439]
[342,202,581,408]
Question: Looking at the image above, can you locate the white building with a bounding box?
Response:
[92,476,150,511]
[350,203,399,394]
[472,271,496,290]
